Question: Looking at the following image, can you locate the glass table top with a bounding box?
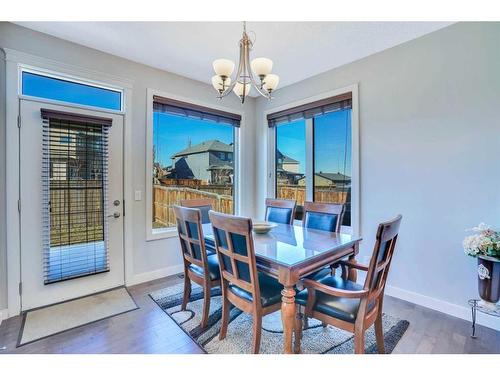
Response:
[202,222,361,268]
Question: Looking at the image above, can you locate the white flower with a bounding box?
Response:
[470,222,491,233]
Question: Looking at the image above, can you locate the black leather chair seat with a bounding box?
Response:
[188,253,221,281]
[296,276,374,323]
[229,273,283,307]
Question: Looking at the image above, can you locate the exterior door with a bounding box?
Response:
[20,99,124,310]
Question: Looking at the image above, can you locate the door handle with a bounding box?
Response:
[108,212,121,219]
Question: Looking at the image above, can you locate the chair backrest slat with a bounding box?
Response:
[302,201,345,233]
[265,198,296,225]
[173,205,209,272]
[364,215,403,300]
[180,198,214,224]
[209,211,261,302]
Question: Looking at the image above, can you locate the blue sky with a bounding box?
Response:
[22,72,122,110]
[276,109,351,175]
[153,112,234,167]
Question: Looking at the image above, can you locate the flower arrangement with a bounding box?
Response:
[463,223,500,260]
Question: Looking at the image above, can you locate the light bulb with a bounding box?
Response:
[251,57,273,78]
[263,74,279,92]
[212,59,235,78]
[211,75,231,92]
[233,81,251,98]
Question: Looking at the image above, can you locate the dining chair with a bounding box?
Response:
[181,198,216,254]
[173,205,221,329]
[302,201,346,281]
[209,211,283,354]
[294,215,403,354]
[302,201,345,232]
[264,198,296,225]
[180,198,214,224]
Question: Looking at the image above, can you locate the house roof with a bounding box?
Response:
[171,140,233,158]
[277,149,299,164]
[316,172,351,181]
[298,172,351,182]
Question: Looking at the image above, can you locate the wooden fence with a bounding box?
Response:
[277,185,348,206]
[49,180,104,246]
[153,185,233,227]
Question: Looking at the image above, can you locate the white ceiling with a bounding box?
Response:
[17,22,453,95]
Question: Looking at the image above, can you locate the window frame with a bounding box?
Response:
[19,65,125,112]
[146,88,242,241]
[267,84,360,235]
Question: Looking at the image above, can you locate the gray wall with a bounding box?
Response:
[0,22,256,311]
[255,22,500,317]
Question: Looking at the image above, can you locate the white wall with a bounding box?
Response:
[0,22,256,311]
[255,22,500,328]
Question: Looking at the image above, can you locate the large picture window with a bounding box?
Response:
[270,92,353,227]
[152,96,240,231]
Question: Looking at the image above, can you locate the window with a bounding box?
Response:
[152,96,240,231]
[41,109,111,284]
[275,119,306,218]
[22,71,122,111]
[270,92,353,226]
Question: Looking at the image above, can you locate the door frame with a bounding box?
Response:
[4,48,135,317]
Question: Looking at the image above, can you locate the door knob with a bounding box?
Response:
[108,212,121,218]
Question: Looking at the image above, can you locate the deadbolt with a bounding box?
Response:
[113,200,121,206]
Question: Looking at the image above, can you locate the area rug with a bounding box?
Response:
[150,282,409,354]
[18,287,138,346]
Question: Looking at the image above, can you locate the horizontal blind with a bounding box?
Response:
[267,92,352,127]
[153,95,241,127]
[41,109,112,284]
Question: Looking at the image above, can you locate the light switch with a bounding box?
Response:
[134,190,142,201]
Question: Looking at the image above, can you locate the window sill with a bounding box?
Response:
[146,227,178,242]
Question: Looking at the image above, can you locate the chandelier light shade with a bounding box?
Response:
[211,21,279,104]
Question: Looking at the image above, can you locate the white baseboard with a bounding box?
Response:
[0,308,8,324]
[385,285,500,331]
[127,264,184,287]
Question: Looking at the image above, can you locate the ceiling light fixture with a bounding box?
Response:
[212,21,279,104]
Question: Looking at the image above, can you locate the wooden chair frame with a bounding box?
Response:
[180,198,214,209]
[173,205,221,328]
[209,211,282,354]
[295,215,402,354]
[264,198,297,225]
[302,201,345,233]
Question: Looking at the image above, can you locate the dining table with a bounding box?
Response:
[202,221,362,354]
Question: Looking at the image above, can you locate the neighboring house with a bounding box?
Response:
[50,130,103,181]
[276,150,303,185]
[168,140,234,184]
[298,172,351,188]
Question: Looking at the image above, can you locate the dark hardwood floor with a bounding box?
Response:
[0,274,498,354]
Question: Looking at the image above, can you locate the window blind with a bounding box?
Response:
[267,92,352,127]
[153,95,241,127]
[41,109,112,284]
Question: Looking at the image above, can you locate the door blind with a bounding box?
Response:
[41,109,112,284]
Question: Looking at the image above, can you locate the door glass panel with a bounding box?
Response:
[313,109,352,226]
[22,71,122,111]
[43,117,110,283]
[275,119,306,219]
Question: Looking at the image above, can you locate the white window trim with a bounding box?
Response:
[265,83,360,236]
[145,88,242,241]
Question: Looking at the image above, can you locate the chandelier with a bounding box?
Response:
[211,22,279,104]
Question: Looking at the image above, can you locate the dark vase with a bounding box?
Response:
[477,255,500,305]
